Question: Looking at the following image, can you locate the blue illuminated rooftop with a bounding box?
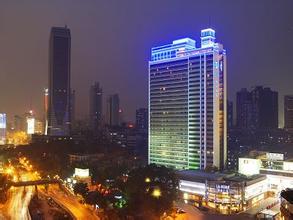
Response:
[151,38,196,61]
[151,28,217,61]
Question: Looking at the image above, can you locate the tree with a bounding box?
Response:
[73,182,89,197]
[123,164,179,219]
[85,191,107,209]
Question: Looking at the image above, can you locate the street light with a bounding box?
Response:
[145,177,151,183]
[152,188,161,198]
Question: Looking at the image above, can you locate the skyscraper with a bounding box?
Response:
[149,28,227,170]
[236,86,278,129]
[284,95,293,130]
[107,94,120,127]
[47,26,71,136]
[236,88,253,129]
[89,82,103,131]
[136,108,148,130]
[251,86,278,129]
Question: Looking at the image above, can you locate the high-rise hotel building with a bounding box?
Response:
[149,29,227,170]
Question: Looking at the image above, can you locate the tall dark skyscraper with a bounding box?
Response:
[284,95,293,130]
[47,26,71,136]
[136,108,148,130]
[236,86,278,129]
[236,88,253,129]
[107,94,120,127]
[89,82,103,131]
[251,86,278,129]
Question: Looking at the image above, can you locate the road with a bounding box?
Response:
[1,171,36,220]
[43,185,99,220]
[6,186,33,220]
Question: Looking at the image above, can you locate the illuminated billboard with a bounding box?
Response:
[74,168,89,178]
[0,114,6,145]
[239,158,261,176]
[27,118,35,134]
[266,152,284,161]
[0,114,6,129]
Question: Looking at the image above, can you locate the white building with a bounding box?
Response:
[238,151,293,192]
[0,113,6,145]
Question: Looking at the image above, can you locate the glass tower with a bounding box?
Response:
[48,26,71,136]
[149,28,227,170]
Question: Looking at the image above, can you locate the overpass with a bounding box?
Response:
[9,179,61,187]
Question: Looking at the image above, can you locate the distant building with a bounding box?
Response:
[236,88,253,129]
[70,89,76,124]
[236,86,278,129]
[107,94,120,127]
[48,26,71,136]
[14,115,25,132]
[136,108,148,130]
[227,101,233,129]
[284,95,293,130]
[89,82,103,131]
[149,28,227,170]
[26,114,35,135]
[44,88,49,135]
[251,86,278,129]
[0,114,6,145]
[135,108,148,163]
[68,153,104,165]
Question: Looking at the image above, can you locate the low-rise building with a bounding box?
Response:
[68,153,104,165]
[280,189,293,220]
[178,170,267,214]
[238,151,293,192]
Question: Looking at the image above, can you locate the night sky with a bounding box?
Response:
[0,0,292,126]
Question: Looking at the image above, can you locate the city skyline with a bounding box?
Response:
[0,1,292,125]
[0,2,292,219]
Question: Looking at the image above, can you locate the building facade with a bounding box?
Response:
[149,28,227,170]
[89,82,103,131]
[136,108,148,130]
[284,95,293,130]
[236,88,253,129]
[48,26,71,136]
[236,86,278,129]
[178,170,268,214]
[227,100,233,129]
[107,94,120,127]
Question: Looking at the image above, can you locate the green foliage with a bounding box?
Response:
[124,164,179,218]
[85,191,107,209]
